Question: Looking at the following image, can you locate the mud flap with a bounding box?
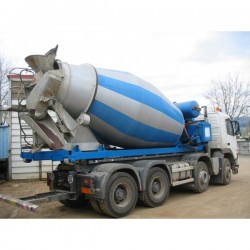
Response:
[210,158,224,184]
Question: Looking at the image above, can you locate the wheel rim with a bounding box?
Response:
[150,176,165,199]
[113,183,130,208]
[152,179,161,194]
[199,169,209,185]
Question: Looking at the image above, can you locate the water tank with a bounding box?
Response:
[57,63,185,148]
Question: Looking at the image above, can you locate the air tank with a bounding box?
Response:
[56,63,185,149]
[175,100,200,120]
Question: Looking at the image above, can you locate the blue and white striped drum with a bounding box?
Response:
[59,63,185,149]
[88,68,185,148]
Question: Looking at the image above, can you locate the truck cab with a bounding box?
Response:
[207,112,239,170]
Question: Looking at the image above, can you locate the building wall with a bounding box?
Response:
[8,75,58,179]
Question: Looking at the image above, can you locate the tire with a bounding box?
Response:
[90,199,104,215]
[59,196,88,208]
[99,172,138,218]
[142,167,170,207]
[222,158,231,185]
[193,161,210,193]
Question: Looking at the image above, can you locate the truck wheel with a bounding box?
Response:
[142,167,170,207]
[222,158,231,185]
[90,199,104,215]
[193,161,210,193]
[99,172,138,218]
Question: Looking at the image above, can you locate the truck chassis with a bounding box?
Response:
[0,145,238,218]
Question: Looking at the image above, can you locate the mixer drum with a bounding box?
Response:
[57,63,184,148]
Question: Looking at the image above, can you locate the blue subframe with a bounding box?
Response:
[21,144,205,163]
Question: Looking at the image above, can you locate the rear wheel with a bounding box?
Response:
[193,161,210,193]
[142,167,170,207]
[222,158,231,185]
[99,172,138,218]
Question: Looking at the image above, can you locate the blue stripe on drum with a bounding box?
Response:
[97,74,184,125]
[89,100,181,145]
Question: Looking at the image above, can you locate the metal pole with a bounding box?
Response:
[39,160,42,180]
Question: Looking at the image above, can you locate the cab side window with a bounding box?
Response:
[226,119,234,136]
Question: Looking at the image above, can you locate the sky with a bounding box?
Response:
[1,1,250,109]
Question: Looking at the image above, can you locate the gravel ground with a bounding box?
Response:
[0,156,249,219]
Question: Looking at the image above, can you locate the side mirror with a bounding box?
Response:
[233,121,240,135]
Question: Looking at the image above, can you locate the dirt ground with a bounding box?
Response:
[0,156,249,219]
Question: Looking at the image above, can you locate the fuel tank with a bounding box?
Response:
[57,63,185,148]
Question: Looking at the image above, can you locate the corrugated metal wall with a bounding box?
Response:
[9,76,58,179]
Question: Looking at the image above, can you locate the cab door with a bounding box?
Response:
[225,118,238,159]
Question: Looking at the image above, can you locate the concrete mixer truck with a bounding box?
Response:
[0,46,240,217]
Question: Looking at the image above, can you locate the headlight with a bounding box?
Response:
[68,175,74,184]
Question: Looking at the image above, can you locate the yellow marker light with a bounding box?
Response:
[215,106,221,112]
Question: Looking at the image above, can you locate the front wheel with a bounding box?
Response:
[193,161,210,193]
[99,172,138,218]
[222,158,231,185]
